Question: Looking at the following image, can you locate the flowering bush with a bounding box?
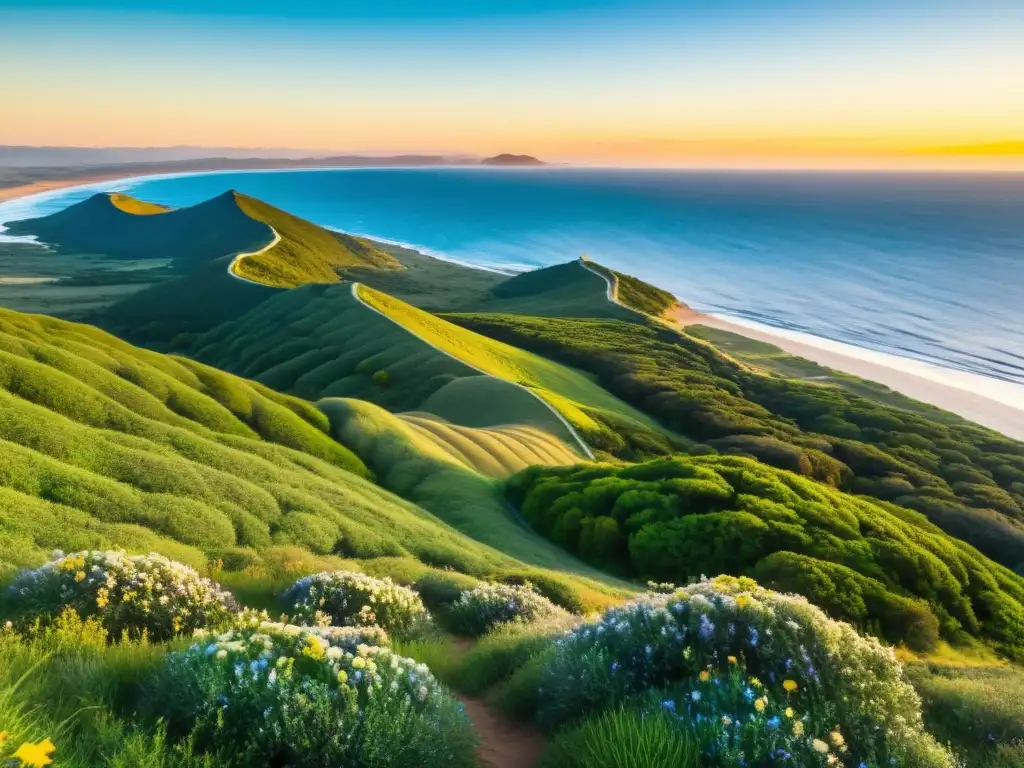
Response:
[2,550,236,642]
[282,571,427,637]
[446,582,568,636]
[538,576,955,767]
[151,622,476,767]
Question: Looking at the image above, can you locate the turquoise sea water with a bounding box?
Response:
[2,167,1023,404]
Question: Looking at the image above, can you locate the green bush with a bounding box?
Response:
[541,706,700,768]
[413,570,481,612]
[148,622,475,767]
[2,550,236,641]
[282,571,428,637]
[445,582,568,636]
[508,454,1024,657]
[537,576,954,767]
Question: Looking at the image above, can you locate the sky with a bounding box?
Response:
[2,0,1023,168]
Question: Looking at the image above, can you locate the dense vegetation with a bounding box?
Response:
[507,454,1024,657]
[585,261,677,316]
[453,314,1024,569]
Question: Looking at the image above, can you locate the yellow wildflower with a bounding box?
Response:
[301,636,325,660]
[783,679,799,693]
[698,670,710,682]
[785,707,794,718]
[749,676,762,688]
[754,696,767,712]
[13,738,56,767]
[812,739,829,754]
[735,595,750,608]
[74,571,86,583]
[792,720,804,736]
[337,670,348,684]
[0,730,9,744]
[830,730,845,747]
[727,655,737,664]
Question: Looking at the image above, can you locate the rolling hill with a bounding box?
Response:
[5,190,401,286]
[0,306,626,603]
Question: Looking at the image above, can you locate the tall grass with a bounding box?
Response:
[541,706,700,768]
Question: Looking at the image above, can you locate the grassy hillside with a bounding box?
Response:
[508,454,1024,658]
[465,261,638,318]
[0,307,632,610]
[6,190,400,285]
[319,398,622,588]
[452,313,1024,571]
[230,193,401,287]
[5,191,270,270]
[359,285,681,456]
[584,259,677,316]
[188,284,577,444]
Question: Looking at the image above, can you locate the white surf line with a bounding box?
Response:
[349,282,596,460]
[226,227,281,284]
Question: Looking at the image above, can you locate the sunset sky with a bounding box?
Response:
[2,0,1023,168]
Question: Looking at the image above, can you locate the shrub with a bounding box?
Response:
[2,550,236,641]
[542,705,701,768]
[150,622,476,768]
[282,571,428,637]
[537,576,954,767]
[413,570,481,612]
[445,582,568,636]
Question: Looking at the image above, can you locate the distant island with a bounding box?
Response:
[481,153,546,166]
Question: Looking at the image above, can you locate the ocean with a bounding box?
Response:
[2,167,1023,408]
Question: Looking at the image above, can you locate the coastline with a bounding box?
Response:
[668,306,1024,440]
[0,173,163,203]
[2,169,1022,442]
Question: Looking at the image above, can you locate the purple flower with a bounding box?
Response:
[699,614,714,639]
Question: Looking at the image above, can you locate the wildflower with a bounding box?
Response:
[812,739,829,754]
[691,690,701,702]
[0,731,8,745]
[661,700,676,712]
[785,707,794,718]
[722,715,732,726]
[783,679,798,693]
[830,730,845,747]
[749,676,762,688]
[699,670,711,682]
[12,738,56,767]
[727,655,737,664]
[793,721,804,736]
[767,716,781,729]
[754,697,767,712]
[74,571,86,582]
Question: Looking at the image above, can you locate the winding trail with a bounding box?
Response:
[227,227,281,284]
[450,637,546,768]
[349,281,595,460]
[578,257,646,321]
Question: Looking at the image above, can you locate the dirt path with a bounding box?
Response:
[449,637,547,768]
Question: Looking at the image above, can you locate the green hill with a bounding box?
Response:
[461,260,639,318]
[6,190,400,286]
[0,307,630,607]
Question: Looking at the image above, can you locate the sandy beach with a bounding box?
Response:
[0,174,156,203]
[668,306,1024,440]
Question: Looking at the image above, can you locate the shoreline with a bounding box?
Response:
[668,306,1024,440]
[3,169,1022,441]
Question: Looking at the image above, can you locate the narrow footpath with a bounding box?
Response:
[450,637,546,768]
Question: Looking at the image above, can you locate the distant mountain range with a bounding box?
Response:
[0,148,547,190]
